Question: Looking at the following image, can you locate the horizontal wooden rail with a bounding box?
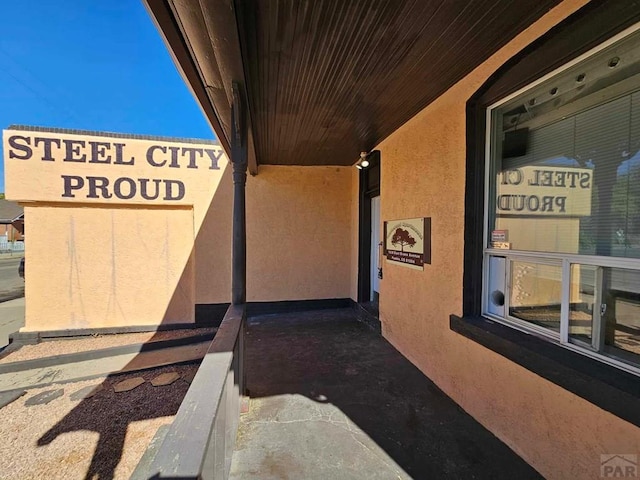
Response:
[143,303,246,480]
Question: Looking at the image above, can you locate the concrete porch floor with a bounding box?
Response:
[230,308,541,479]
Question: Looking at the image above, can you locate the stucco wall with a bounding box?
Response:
[195,165,233,304]
[374,0,640,478]
[246,165,352,302]
[25,205,195,330]
[3,128,229,330]
[196,164,356,304]
[3,127,354,328]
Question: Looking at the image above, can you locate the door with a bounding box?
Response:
[357,150,380,304]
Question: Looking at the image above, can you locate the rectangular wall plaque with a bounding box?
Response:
[384,217,431,270]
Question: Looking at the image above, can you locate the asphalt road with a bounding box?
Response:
[0,256,25,303]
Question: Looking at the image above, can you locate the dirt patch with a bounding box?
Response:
[0,363,198,480]
[0,328,214,364]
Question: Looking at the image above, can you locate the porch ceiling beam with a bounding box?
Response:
[144,0,258,175]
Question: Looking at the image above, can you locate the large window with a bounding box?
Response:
[484,27,640,375]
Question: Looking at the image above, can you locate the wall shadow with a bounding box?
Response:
[239,308,542,480]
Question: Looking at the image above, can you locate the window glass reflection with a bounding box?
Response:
[570,265,640,367]
[509,261,562,333]
[489,30,640,258]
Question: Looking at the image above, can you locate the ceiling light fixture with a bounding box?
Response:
[356,151,370,169]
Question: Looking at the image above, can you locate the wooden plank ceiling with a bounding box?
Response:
[148,0,563,167]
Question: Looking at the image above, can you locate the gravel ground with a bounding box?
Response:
[0,328,215,364]
[0,363,199,480]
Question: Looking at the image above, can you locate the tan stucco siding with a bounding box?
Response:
[375,0,640,478]
[24,205,195,330]
[195,163,356,304]
[246,165,352,302]
[195,165,233,304]
[3,129,229,330]
[4,126,354,329]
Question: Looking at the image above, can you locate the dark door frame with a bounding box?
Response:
[357,150,381,303]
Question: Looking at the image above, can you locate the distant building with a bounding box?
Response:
[0,199,24,242]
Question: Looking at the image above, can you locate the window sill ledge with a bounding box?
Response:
[450,314,640,428]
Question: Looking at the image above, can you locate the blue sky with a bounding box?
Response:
[0,1,213,192]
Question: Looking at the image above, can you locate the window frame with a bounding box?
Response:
[484,254,564,340]
[455,0,640,427]
[481,24,640,377]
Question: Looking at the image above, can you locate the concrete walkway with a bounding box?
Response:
[231,309,541,480]
[0,296,24,348]
[0,251,24,260]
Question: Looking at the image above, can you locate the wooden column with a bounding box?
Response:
[231,82,247,305]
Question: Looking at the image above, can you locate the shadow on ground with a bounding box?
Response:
[235,308,541,480]
[37,364,195,479]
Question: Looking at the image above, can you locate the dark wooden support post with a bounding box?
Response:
[231,82,247,305]
[231,82,248,399]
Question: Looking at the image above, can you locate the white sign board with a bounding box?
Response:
[496,166,592,216]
